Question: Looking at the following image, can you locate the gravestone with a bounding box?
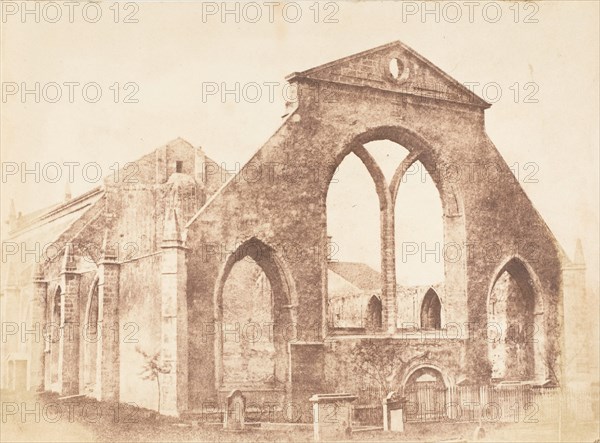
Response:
[309,393,357,442]
[383,391,405,432]
[224,390,245,430]
[473,425,486,440]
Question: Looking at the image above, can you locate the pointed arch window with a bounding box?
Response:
[326,133,452,333]
[421,288,441,329]
[487,257,541,381]
[365,295,383,330]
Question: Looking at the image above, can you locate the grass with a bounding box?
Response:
[1,391,598,442]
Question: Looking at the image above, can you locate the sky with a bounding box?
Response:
[1,1,598,288]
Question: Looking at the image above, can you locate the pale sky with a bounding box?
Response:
[1,1,598,287]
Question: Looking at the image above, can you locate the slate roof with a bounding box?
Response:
[327,261,381,292]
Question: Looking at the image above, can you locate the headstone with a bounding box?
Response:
[383,391,392,431]
[383,391,405,432]
[224,390,245,430]
[473,425,486,440]
[309,393,357,442]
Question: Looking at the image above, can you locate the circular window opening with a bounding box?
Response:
[389,58,401,80]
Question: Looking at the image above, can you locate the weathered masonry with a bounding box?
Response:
[1,41,594,417]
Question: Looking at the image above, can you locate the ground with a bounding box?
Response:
[1,391,598,442]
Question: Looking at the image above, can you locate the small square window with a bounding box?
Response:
[175,161,183,173]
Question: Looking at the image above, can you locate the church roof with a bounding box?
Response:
[4,186,104,241]
[1,186,105,291]
[327,261,381,291]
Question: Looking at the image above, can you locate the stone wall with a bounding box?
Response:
[1,43,573,417]
[118,254,162,410]
[186,42,564,408]
[322,337,465,408]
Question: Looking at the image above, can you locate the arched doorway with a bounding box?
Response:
[487,257,544,382]
[420,289,441,329]
[403,366,447,422]
[214,238,295,394]
[221,258,276,385]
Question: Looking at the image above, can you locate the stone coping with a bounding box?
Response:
[217,386,286,393]
[309,393,358,403]
[325,332,467,341]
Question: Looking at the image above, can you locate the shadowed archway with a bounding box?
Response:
[403,366,448,422]
[487,257,546,382]
[421,288,442,330]
[214,238,297,394]
[365,295,383,331]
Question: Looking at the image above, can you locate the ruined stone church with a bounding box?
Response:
[1,41,594,417]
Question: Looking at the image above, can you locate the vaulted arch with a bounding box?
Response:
[330,125,459,214]
[487,256,546,382]
[214,238,296,392]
